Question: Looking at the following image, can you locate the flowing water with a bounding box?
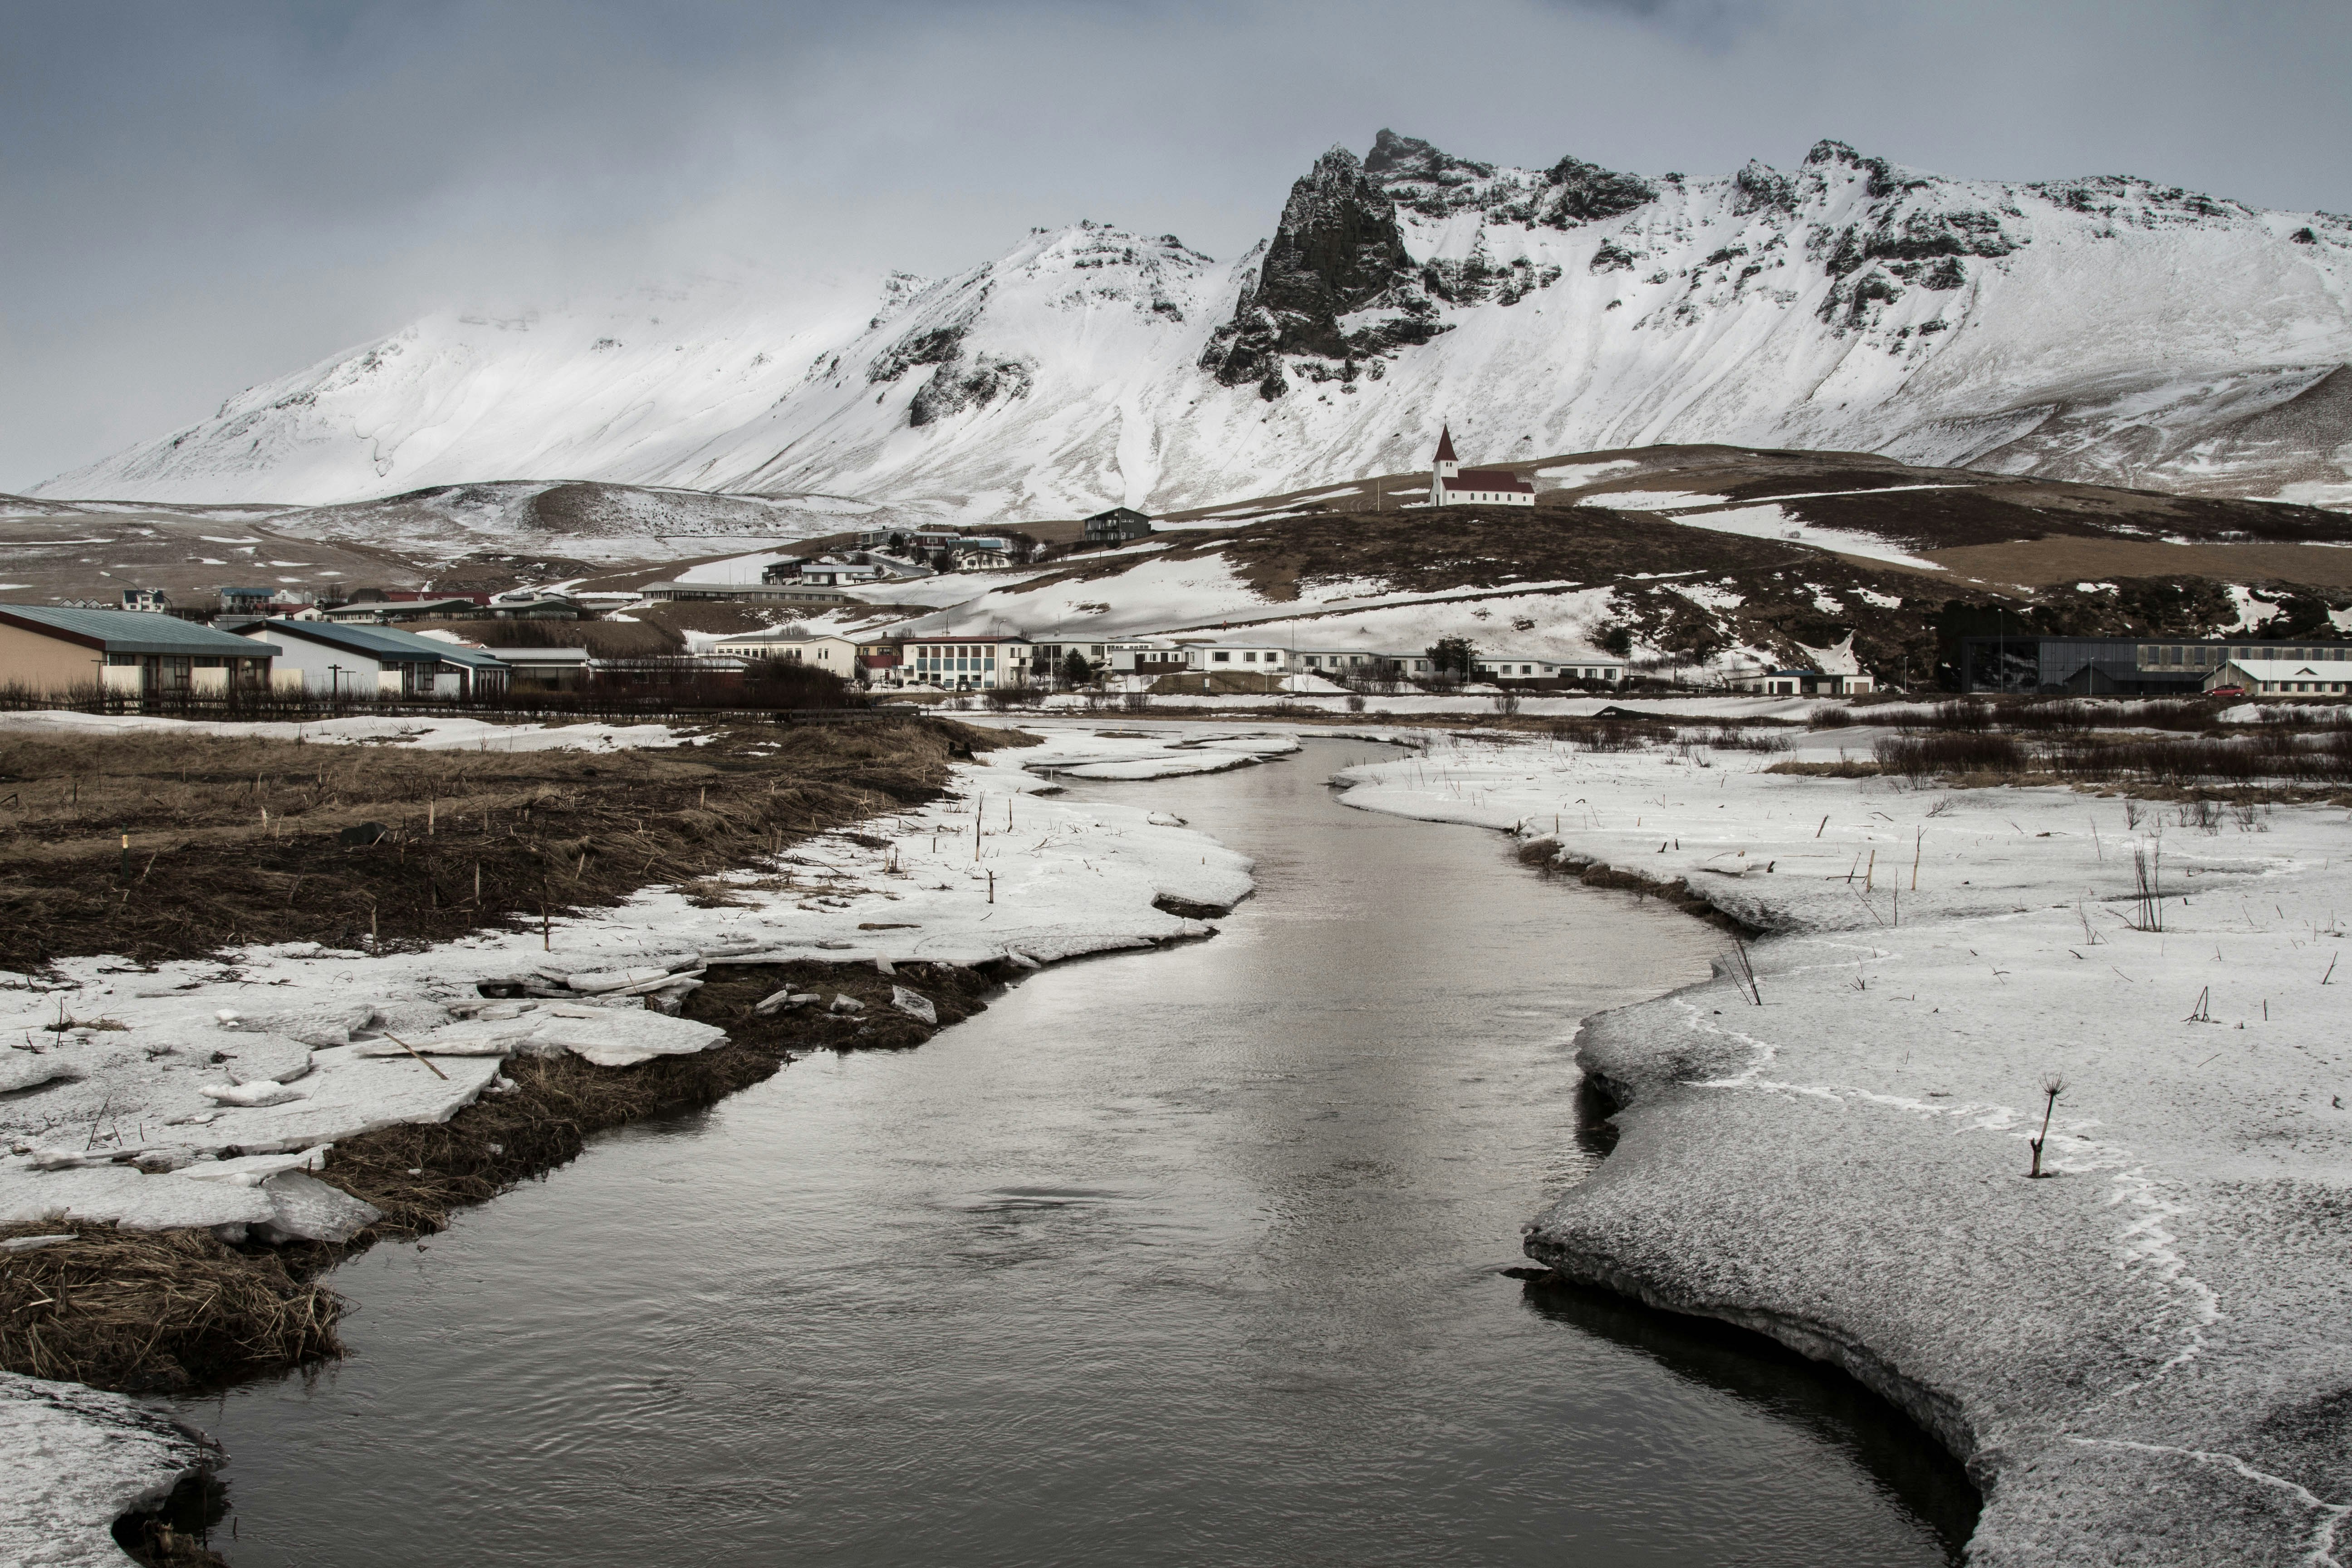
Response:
[165,739,1976,1564]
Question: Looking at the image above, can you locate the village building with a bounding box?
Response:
[1182,642,1296,672]
[321,596,488,625]
[948,542,1014,570]
[118,588,173,613]
[854,638,905,686]
[590,654,750,688]
[220,586,317,617]
[1726,667,1873,696]
[706,630,860,675]
[1960,634,2352,695]
[244,619,509,699]
[492,647,594,691]
[900,634,1033,690]
[1084,507,1155,545]
[2206,659,2352,697]
[1428,426,1535,507]
[639,581,857,609]
[0,605,279,697]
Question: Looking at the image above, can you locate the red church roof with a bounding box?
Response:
[1434,425,1458,463]
[1442,468,1534,494]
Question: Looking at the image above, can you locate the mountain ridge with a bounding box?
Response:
[36,134,2352,519]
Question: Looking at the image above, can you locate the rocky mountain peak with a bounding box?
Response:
[1198,144,1417,395]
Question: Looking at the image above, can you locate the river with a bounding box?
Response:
[162,738,1975,1564]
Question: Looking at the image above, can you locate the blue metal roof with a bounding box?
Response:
[0,604,280,657]
[259,618,506,669]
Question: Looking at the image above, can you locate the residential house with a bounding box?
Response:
[1728,667,1871,696]
[220,586,317,617]
[0,605,278,697]
[1084,507,1154,544]
[2206,659,2352,697]
[1470,655,1629,686]
[853,638,905,686]
[948,543,1014,570]
[706,630,860,675]
[245,618,509,699]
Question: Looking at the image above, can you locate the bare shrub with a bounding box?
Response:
[1872,731,2023,781]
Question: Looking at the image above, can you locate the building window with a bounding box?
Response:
[1213,652,1230,663]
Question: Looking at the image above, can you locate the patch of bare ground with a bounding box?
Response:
[1921,537,2352,590]
[0,716,1029,972]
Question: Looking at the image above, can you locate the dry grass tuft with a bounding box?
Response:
[0,717,1017,971]
[0,1224,340,1394]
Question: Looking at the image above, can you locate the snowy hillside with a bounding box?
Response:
[38,136,2352,518]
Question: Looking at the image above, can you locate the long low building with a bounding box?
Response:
[2206,658,2352,697]
[706,631,860,673]
[639,582,858,608]
[0,605,279,697]
[243,619,509,698]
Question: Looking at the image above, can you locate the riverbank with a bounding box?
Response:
[1328,720,2352,1565]
[0,714,1252,1568]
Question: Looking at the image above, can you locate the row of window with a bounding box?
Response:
[2145,644,2351,667]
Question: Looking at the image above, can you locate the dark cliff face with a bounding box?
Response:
[1203,133,1662,396]
[1199,146,1416,395]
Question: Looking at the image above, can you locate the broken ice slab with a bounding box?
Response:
[201,1033,314,1083]
[252,1171,381,1245]
[199,1080,306,1108]
[890,986,937,1025]
[524,1009,727,1068]
[176,1148,332,1188]
[172,1049,505,1155]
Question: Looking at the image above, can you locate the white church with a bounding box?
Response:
[1428,425,1536,507]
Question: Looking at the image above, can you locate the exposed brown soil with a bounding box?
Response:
[0,717,1029,973]
[1921,537,2352,590]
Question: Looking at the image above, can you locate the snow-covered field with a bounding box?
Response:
[1329,723,2352,1566]
[1,744,1251,1565]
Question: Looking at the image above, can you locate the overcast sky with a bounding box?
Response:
[5,0,2347,490]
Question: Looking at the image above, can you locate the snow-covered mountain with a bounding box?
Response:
[39,134,2352,518]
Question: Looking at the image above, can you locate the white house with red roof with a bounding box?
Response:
[1427,424,1535,507]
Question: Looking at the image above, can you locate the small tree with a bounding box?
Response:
[1061,650,1095,687]
[1426,637,1475,681]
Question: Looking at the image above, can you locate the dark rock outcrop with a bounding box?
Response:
[1200,145,1417,392]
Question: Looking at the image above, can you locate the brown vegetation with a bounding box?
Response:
[0,716,1026,971]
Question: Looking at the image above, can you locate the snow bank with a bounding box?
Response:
[0,1375,214,1568]
[1333,726,2352,1566]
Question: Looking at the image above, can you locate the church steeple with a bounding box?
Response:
[1430,422,1460,505]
